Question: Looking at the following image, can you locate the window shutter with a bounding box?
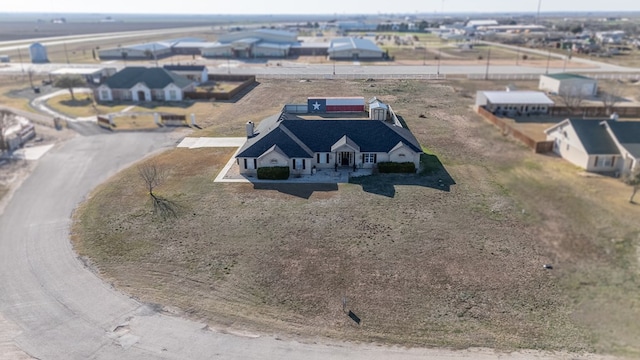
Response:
[317,154,320,163]
[302,159,306,169]
[243,159,247,169]
[326,153,330,163]
[293,159,296,169]
[362,154,364,162]
[374,154,377,163]
[254,159,257,169]
[611,156,615,167]
[594,156,598,167]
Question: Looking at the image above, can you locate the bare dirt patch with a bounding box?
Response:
[72,79,640,356]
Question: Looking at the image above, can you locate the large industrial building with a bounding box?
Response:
[201,29,298,58]
[327,37,385,60]
[98,38,209,60]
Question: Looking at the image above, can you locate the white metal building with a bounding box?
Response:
[29,43,48,63]
[328,37,384,60]
[202,29,298,59]
[475,91,555,116]
[538,73,598,97]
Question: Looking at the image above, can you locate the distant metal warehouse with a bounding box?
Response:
[29,43,48,63]
[328,38,384,60]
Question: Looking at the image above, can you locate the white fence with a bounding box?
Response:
[256,73,446,81]
[467,73,640,81]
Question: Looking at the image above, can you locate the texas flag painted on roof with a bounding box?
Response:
[307,98,326,113]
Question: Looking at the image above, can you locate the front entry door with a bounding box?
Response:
[340,152,351,166]
[137,91,146,101]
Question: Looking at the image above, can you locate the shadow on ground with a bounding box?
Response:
[349,154,455,198]
[252,183,339,199]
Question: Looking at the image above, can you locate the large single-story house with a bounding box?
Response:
[538,73,598,97]
[94,67,195,102]
[545,118,640,174]
[235,98,422,177]
[162,65,208,83]
[475,90,555,116]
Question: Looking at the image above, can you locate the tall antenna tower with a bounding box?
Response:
[536,0,542,24]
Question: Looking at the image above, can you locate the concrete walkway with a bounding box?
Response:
[30,88,95,123]
[177,137,246,148]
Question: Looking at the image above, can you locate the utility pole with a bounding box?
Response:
[484,48,491,80]
[545,50,551,74]
[516,46,520,65]
[536,0,542,25]
[437,48,441,75]
[16,46,25,74]
[63,42,70,64]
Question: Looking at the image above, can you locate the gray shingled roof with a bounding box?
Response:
[604,120,640,158]
[237,116,422,159]
[163,65,206,71]
[104,67,193,89]
[569,119,620,155]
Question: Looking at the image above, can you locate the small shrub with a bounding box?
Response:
[377,162,416,173]
[522,54,528,60]
[257,166,290,180]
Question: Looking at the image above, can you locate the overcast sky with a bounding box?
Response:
[2,0,639,15]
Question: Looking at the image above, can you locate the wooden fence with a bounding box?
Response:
[476,106,554,153]
[549,105,640,118]
[184,75,256,101]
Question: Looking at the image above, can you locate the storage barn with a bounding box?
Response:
[328,38,384,60]
[475,91,555,116]
[539,73,598,97]
[29,43,48,63]
[307,97,365,113]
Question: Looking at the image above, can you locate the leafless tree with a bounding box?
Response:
[623,168,640,204]
[138,162,177,218]
[559,86,586,115]
[53,75,86,101]
[600,82,625,116]
[0,110,16,151]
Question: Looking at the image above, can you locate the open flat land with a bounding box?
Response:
[69,78,639,356]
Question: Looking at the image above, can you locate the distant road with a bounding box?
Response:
[0,26,212,53]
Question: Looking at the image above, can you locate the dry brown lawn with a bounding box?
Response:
[72,79,640,356]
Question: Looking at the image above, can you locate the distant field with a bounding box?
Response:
[0,21,212,41]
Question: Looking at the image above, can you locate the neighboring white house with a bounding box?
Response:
[162,65,208,83]
[539,73,598,97]
[545,118,640,174]
[94,67,195,102]
[475,90,555,116]
[235,98,422,178]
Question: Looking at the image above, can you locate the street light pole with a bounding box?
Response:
[484,48,491,80]
[16,46,25,74]
[63,42,70,64]
[545,50,551,74]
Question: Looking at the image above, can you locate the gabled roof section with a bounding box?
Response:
[569,119,619,155]
[237,127,312,159]
[104,67,193,90]
[329,37,383,53]
[603,120,640,158]
[257,145,287,160]
[331,135,360,152]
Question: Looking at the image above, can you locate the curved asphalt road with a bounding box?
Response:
[0,127,593,359]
